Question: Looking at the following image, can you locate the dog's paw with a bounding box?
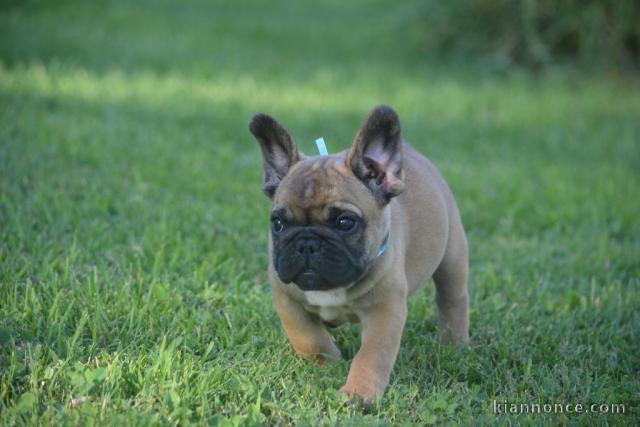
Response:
[293,342,342,364]
[313,351,343,366]
[339,381,383,406]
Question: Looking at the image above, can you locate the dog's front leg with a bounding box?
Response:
[340,294,407,403]
[272,286,342,362]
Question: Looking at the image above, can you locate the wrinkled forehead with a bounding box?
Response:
[273,156,371,223]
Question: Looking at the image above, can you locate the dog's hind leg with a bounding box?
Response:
[432,214,469,345]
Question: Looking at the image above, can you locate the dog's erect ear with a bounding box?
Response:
[249,113,301,198]
[347,105,405,204]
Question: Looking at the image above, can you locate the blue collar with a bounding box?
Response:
[376,231,390,258]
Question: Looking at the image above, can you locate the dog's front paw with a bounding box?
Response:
[339,380,384,406]
[312,350,343,366]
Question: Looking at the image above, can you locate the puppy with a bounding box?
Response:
[249,105,469,403]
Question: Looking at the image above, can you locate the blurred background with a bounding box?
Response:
[417,0,640,73]
[3,0,639,74]
[1,0,638,424]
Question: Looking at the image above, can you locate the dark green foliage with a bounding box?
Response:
[418,0,640,71]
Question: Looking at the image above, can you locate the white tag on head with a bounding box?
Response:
[315,137,328,156]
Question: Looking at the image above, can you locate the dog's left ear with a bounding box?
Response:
[347,105,405,204]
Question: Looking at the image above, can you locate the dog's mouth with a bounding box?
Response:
[293,269,325,290]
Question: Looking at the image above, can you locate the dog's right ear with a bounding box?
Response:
[249,114,301,198]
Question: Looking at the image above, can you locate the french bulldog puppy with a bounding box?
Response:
[249,105,469,403]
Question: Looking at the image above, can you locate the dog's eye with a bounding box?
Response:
[335,215,357,232]
[272,218,285,233]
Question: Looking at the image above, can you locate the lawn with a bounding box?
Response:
[1,0,639,425]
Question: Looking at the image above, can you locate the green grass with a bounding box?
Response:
[1,0,639,425]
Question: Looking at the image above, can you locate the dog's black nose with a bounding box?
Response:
[295,237,320,255]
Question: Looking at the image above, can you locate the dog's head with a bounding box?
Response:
[249,105,405,291]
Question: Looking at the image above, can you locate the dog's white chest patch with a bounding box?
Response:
[304,289,348,306]
[303,289,352,322]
